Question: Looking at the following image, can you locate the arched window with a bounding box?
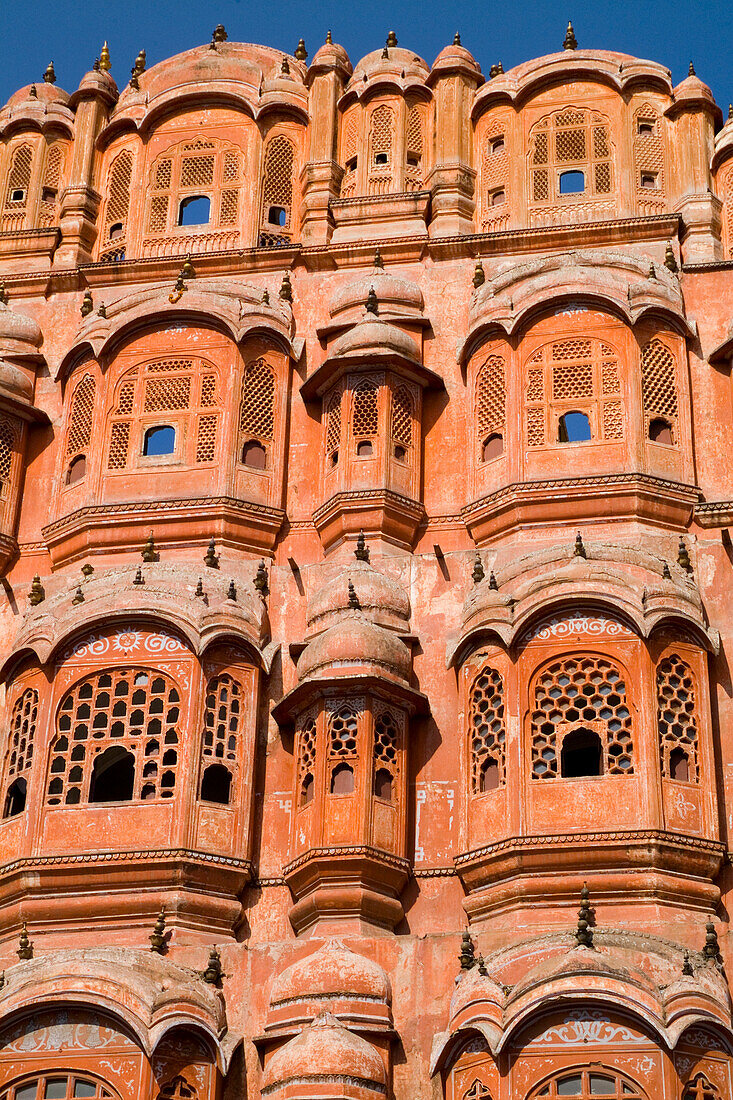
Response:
[178,195,210,226]
[47,668,181,805]
[529,1067,644,1098]
[525,339,623,448]
[199,673,241,805]
[368,105,394,194]
[328,704,359,796]
[476,354,506,463]
[260,134,296,246]
[64,372,96,482]
[3,143,33,229]
[352,379,379,453]
[143,424,176,457]
[297,715,317,807]
[39,143,65,227]
[391,384,413,461]
[529,107,613,209]
[0,415,17,511]
[469,666,506,793]
[3,687,37,817]
[145,138,242,252]
[531,656,633,779]
[657,654,699,782]
[100,149,133,260]
[641,339,678,445]
[373,711,400,801]
[0,1075,117,1100]
[239,357,275,467]
[405,104,424,191]
[633,104,666,215]
[481,121,509,231]
[325,386,343,468]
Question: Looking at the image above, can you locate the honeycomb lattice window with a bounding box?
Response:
[0,416,16,491]
[145,138,242,244]
[341,107,359,198]
[476,354,506,456]
[529,107,613,205]
[5,688,37,784]
[297,714,317,805]
[641,338,678,439]
[260,134,296,246]
[391,385,413,448]
[531,656,633,779]
[38,143,65,228]
[405,104,424,192]
[47,667,181,805]
[325,387,343,462]
[525,339,624,447]
[368,105,394,195]
[65,374,96,462]
[4,144,32,211]
[100,149,133,258]
[634,105,666,213]
[374,710,400,800]
[200,673,241,800]
[328,702,360,795]
[239,357,275,460]
[469,665,506,793]
[723,165,733,260]
[481,120,510,230]
[106,358,220,471]
[352,380,379,438]
[657,654,699,782]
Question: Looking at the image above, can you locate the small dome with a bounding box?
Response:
[350,46,429,88]
[0,363,33,403]
[307,559,410,634]
[673,68,717,110]
[461,571,515,634]
[330,313,419,364]
[430,38,482,79]
[329,259,423,320]
[297,616,411,683]
[309,37,353,78]
[450,965,503,1021]
[0,303,42,352]
[510,944,651,1001]
[4,81,70,110]
[269,940,391,1006]
[262,1012,386,1091]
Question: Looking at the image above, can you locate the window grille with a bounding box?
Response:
[476,355,506,449]
[633,104,666,213]
[297,714,317,805]
[525,338,624,448]
[405,104,424,191]
[641,338,678,437]
[39,143,65,227]
[5,688,37,784]
[368,105,394,195]
[529,107,613,205]
[374,710,400,798]
[352,380,379,437]
[481,121,510,230]
[200,673,241,798]
[341,108,359,198]
[260,134,295,244]
[657,654,699,781]
[144,138,242,246]
[239,357,275,454]
[65,374,96,461]
[0,416,16,490]
[325,387,343,460]
[5,144,32,208]
[391,385,413,447]
[469,666,506,792]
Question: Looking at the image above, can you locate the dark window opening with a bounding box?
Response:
[491,137,505,153]
[200,763,232,805]
[482,433,504,461]
[638,121,654,135]
[394,444,406,460]
[143,425,175,457]
[10,189,25,202]
[375,152,388,165]
[561,729,603,778]
[329,449,339,467]
[407,154,420,167]
[649,417,673,444]
[670,747,690,781]
[89,746,135,803]
[241,439,267,469]
[641,172,657,189]
[301,773,314,806]
[559,170,585,194]
[330,761,354,794]
[42,187,57,203]
[491,189,506,206]
[356,440,373,457]
[109,221,124,240]
[374,767,393,800]
[3,777,26,817]
[66,454,87,485]
[558,411,591,443]
[178,194,211,227]
[479,758,499,792]
[267,205,287,227]
[346,156,357,172]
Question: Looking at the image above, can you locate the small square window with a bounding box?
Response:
[375,152,388,165]
[638,121,654,135]
[490,137,505,153]
[10,188,25,203]
[559,170,585,195]
[641,172,658,189]
[491,189,506,206]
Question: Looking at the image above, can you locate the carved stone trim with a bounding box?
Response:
[464,473,700,519]
[455,829,725,868]
[43,496,286,539]
[0,848,253,877]
[283,844,411,877]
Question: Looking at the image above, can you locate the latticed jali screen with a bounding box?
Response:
[65,374,96,462]
[476,355,506,451]
[297,714,317,805]
[144,137,243,246]
[657,654,699,780]
[260,135,296,244]
[239,357,276,461]
[201,674,242,792]
[524,339,623,446]
[530,107,613,206]
[368,105,394,195]
[469,665,506,792]
[481,121,510,230]
[6,688,37,785]
[641,338,678,437]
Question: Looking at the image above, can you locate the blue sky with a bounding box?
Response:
[1,0,732,112]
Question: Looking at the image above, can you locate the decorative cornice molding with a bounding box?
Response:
[455,829,725,868]
[283,844,411,877]
[0,848,253,878]
[463,473,700,520]
[42,496,286,540]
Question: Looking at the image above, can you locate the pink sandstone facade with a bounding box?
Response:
[0,19,732,1100]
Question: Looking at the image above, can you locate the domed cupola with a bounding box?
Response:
[0,80,74,134]
[258,56,308,121]
[428,35,483,83]
[264,940,392,1038]
[327,252,424,329]
[347,42,429,96]
[262,1012,387,1100]
[307,35,353,83]
[305,536,411,635]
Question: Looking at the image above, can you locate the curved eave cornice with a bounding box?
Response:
[101,83,260,145]
[0,107,74,140]
[255,91,309,124]
[272,672,429,725]
[306,60,354,88]
[339,78,432,109]
[665,94,723,125]
[301,347,441,400]
[712,125,733,172]
[426,62,484,88]
[709,328,733,366]
[56,282,294,380]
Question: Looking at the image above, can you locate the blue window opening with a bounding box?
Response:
[178,195,211,227]
[143,425,176,457]
[558,411,591,443]
[267,205,287,227]
[559,170,585,195]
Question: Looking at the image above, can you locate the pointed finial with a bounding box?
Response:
[128,69,139,91]
[134,49,146,74]
[453,32,462,46]
[488,570,498,591]
[575,882,594,947]
[294,38,308,61]
[703,918,721,965]
[355,530,370,561]
[563,20,577,50]
[472,553,485,585]
[203,946,223,985]
[664,242,678,273]
[347,579,361,609]
[149,907,166,953]
[0,283,7,305]
[473,258,485,288]
[195,577,205,598]
[279,270,293,302]
[72,586,85,605]
[97,302,106,318]
[29,84,38,98]
[0,971,5,988]
[648,262,656,280]
[28,576,45,606]
[204,537,219,569]
[93,58,100,72]
[254,561,269,596]
[459,929,476,970]
[373,247,384,269]
[662,560,672,580]
[688,61,696,77]
[81,562,94,579]
[180,254,195,280]
[281,57,291,75]
[133,566,145,586]
[99,41,111,72]
[262,287,270,305]
[497,61,504,74]
[683,949,694,976]
[43,61,56,84]
[141,532,157,562]
[227,579,237,601]
[729,103,733,121]
[489,64,498,79]
[477,953,487,976]
[677,537,692,573]
[386,30,398,47]
[326,30,333,44]
[382,45,389,59]
[211,24,228,46]
[365,286,378,314]
[80,289,93,317]
[17,921,33,960]
[573,532,587,559]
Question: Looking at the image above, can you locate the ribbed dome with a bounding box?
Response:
[350,46,429,87]
[0,303,42,351]
[329,262,423,320]
[511,944,645,1000]
[262,1012,386,1090]
[330,314,419,363]
[269,940,391,1006]
[307,559,410,634]
[4,82,70,110]
[430,39,482,78]
[297,616,411,683]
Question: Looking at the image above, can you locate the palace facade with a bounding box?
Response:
[0,19,731,1100]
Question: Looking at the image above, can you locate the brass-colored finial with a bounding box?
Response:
[664,242,678,273]
[97,302,106,318]
[99,42,111,72]
[80,289,93,317]
[279,270,293,303]
[355,530,370,561]
[575,883,594,947]
[281,57,291,75]
[93,58,100,72]
[677,537,692,573]
[573,532,587,559]
[662,560,672,580]
[262,287,270,305]
[17,922,33,960]
[211,24,228,48]
[134,49,146,74]
[365,286,378,314]
[227,578,237,601]
[688,61,696,77]
[373,247,384,269]
[472,553,485,585]
[29,84,37,98]
[326,30,333,45]
[563,20,578,50]
[381,45,389,60]
[703,918,721,965]
[294,38,308,61]
[141,532,157,562]
[149,907,166,953]
[453,32,461,46]
[204,537,219,569]
[497,61,504,74]
[0,283,7,305]
[648,262,656,280]
[347,579,360,609]
[28,575,45,606]
[180,254,195,280]
[729,103,733,121]
[459,929,475,970]
[254,560,269,596]
[473,258,485,288]
[489,64,498,79]
[129,69,139,91]
[203,946,223,985]
[682,949,694,976]
[477,954,488,976]
[43,61,56,84]
[133,566,145,586]
[195,577,205,598]
[386,31,398,48]
[488,570,498,591]
[72,586,85,605]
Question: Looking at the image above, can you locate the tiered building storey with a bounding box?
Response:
[1,17,733,1100]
